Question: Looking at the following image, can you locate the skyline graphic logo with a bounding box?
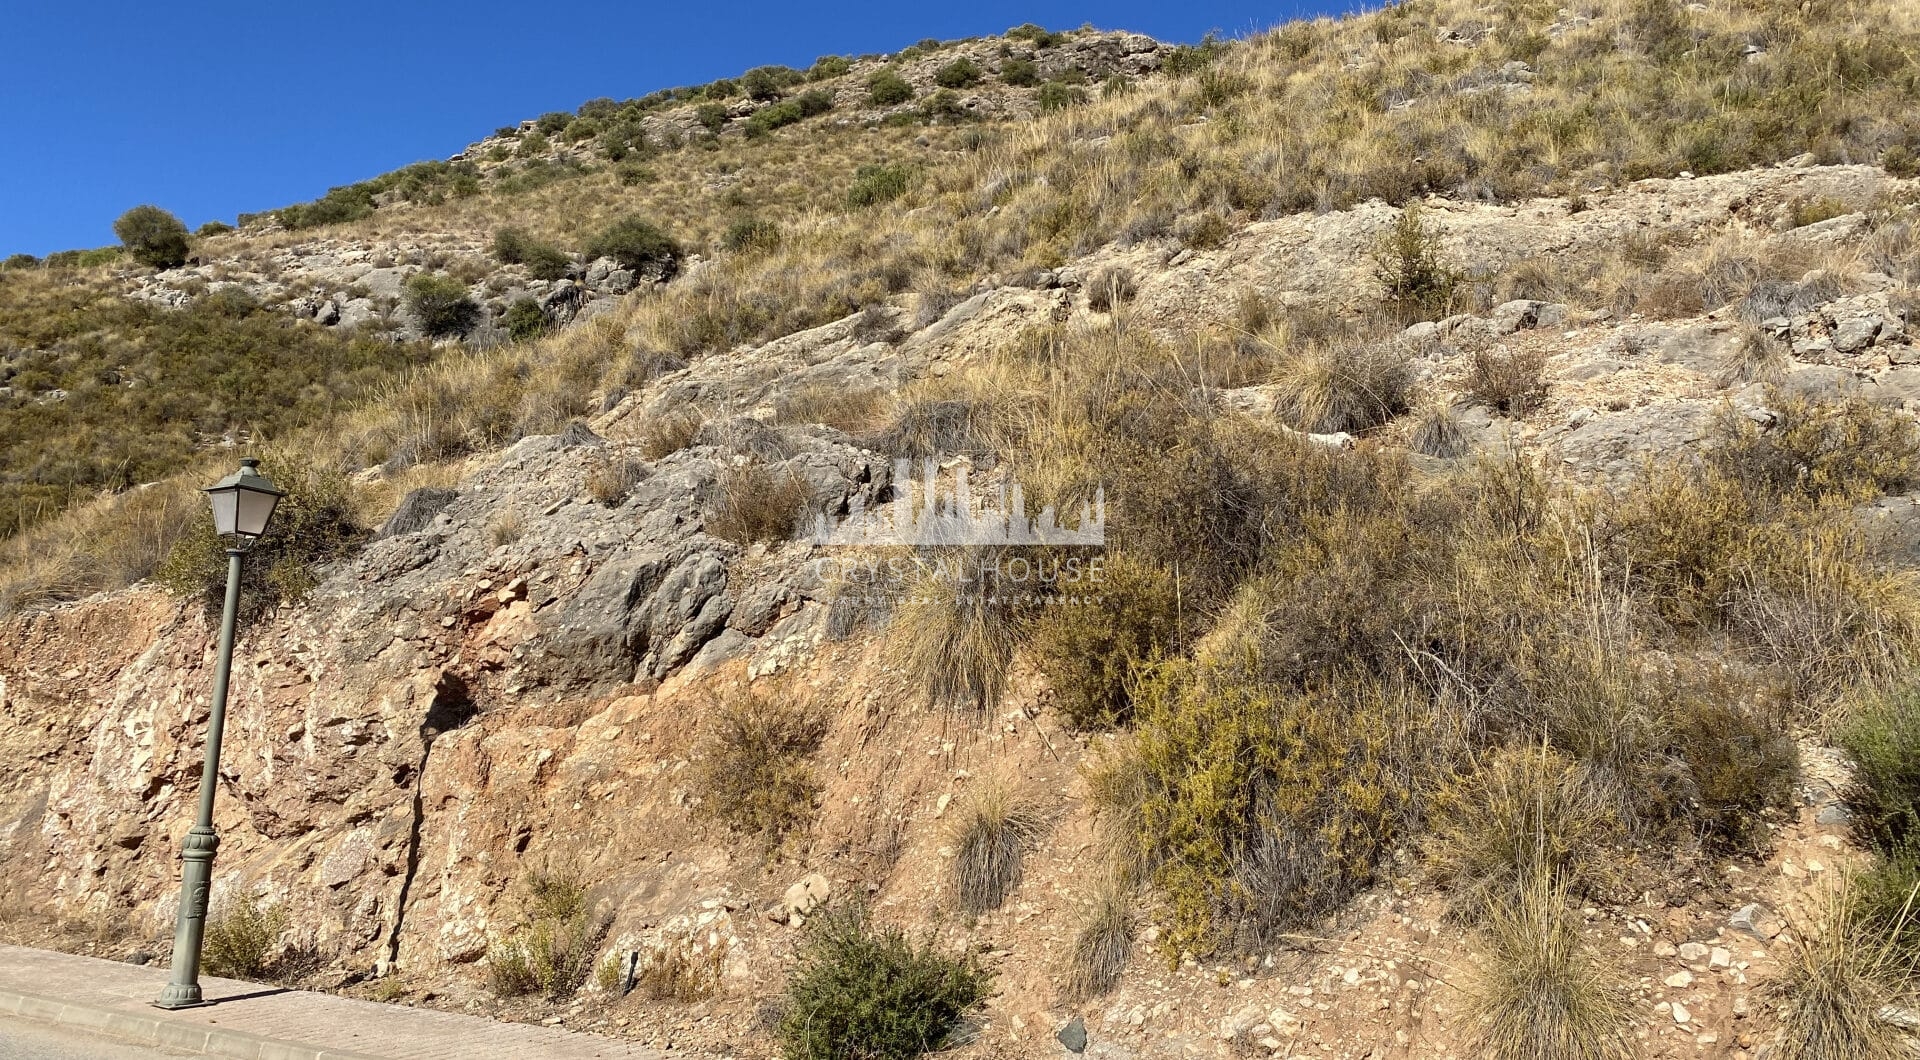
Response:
[804,458,1105,548]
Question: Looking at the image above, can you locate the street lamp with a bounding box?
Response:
[154,458,283,1009]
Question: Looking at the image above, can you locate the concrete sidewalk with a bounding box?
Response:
[0,944,659,1060]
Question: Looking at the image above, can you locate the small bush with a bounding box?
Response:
[640,410,705,460]
[492,228,571,280]
[1270,341,1416,433]
[1769,885,1919,1060]
[585,216,682,279]
[1038,82,1088,112]
[867,69,914,106]
[203,898,289,979]
[486,509,523,548]
[1708,391,1920,501]
[615,161,657,187]
[934,57,983,89]
[1373,207,1459,323]
[809,55,852,80]
[403,273,481,338]
[1670,693,1797,853]
[634,937,727,1001]
[778,904,990,1060]
[1066,876,1133,1000]
[503,297,548,342]
[1839,685,1920,854]
[156,456,364,622]
[951,783,1043,914]
[743,65,790,102]
[704,463,808,545]
[487,870,609,1001]
[1790,196,1853,229]
[689,689,827,844]
[696,102,730,132]
[113,205,191,269]
[1464,346,1550,416]
[1000,58,1040,86]
[1028,555,1180,729]
[195,220,233,237]
[1086,267,1136,313]
[848,164,912,208]
[723,216,781,253]
[584,452,646,507]
[1467,879,1636,1060]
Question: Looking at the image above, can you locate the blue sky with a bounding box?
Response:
[0,1,1347,258]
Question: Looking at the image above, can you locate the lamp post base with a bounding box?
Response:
[152,982,207,1009]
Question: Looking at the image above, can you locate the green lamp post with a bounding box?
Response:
[154,458,284,1010]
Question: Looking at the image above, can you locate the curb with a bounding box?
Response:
[0,985,383,1060]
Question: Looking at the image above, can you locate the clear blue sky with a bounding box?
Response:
[0,1,1348,258]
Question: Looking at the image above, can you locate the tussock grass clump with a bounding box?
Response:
[889,548,1034,713]
[1769,884,1920,1060]
[1426,745,1627,920]
[1719,324,1789,386]
[203,897,289,980]
[1065,875,1133,1000]
[1409,401,1470,458]
[1463,346,1550,416]
[1086,266,1136,312]
[773,384,891,432]
[584,452,647,507]
[487,867,611,1001]
[1467,879,1635,1060]
[704,463,809,545]
[950,782,1043,915]
[689,688,827,845]
[778,904,990,1060]
[1269,341,1416,434]
[639,409,705,460]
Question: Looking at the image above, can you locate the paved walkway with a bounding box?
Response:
[0,944,660,1060]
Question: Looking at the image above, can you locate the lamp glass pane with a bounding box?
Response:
[208,490,240,536]
[236,488,280,538]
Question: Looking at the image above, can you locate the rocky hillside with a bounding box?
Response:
[7,2,1920,1059]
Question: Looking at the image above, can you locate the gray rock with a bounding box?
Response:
[1832,315,1882,354]
[1729,903,1784,941]
[379,488,460,538]
[558,420,604,449]
[1058,1016,1088,1053]
[605,269,634,294]
[1490,299,1546,335]
[314,299,341,326]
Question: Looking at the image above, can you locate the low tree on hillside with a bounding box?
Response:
[113,205,190,269]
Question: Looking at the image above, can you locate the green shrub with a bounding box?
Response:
[696,102,730,132]
[1007,23,1064,48]
[491,228,571,280]
[0,253,37,270]
[503,298,547,342]
[934,57,983,89]
[203,898,289,979]
[847,164,912,208]
[486,868,610,1001]
[156,456,364,622]
[689,689,826,845]
[867,70,914,106]
[615,161,657,187]
[113,205,190,269]
[723,216,780,253]
[1838,685,1920,853]
[745,91,832,137]
[1373,206,1460,323]
[778,905,990,1060]
[403,273,481,338]
[1028,555,1180,729]
[999,58,1040,86]
[743,65,792,101]
[534,111,573,135]
[584,216,682,279]
[1708,391,1920,501]
[1849,843,1920,957]
[194,220,233,237]
[809,55,852,80]
[1670,693,1797,853]
[1038,82,1088,111]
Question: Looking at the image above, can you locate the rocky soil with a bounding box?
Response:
[3,159,1919,1058]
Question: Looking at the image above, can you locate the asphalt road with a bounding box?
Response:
[0,1016,196,1059]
